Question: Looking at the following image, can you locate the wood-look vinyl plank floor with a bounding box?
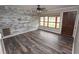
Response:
[3,30,73,54]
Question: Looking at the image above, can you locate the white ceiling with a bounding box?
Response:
[7,5,78,11]
[0,5,78,16]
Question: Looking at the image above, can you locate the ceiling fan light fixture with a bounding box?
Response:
[37,10,42,13]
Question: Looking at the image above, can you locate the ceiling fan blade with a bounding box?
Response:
[41,8,46,10]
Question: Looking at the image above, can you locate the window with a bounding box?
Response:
[40,17,44,26]
[44,16,48,26]
[40,16,61,29]
[49,17,55,28]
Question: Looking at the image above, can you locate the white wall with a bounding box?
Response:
[73,19,79,54]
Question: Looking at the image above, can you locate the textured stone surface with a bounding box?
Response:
[0,6,39,37]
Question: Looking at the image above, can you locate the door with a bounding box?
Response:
[61,11,77,37]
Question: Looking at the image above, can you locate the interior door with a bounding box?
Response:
[61,11,77,37]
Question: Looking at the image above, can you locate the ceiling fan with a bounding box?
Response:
[32,5,47,15]
[36,5,46,12]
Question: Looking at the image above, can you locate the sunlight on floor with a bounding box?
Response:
[39,30,59,42]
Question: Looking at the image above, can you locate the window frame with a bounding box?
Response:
[40,16,61,29]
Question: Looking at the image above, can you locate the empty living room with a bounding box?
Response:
[0,5,79,54]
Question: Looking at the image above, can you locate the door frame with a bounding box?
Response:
[60,9,78,38]
[72,11,79,54]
